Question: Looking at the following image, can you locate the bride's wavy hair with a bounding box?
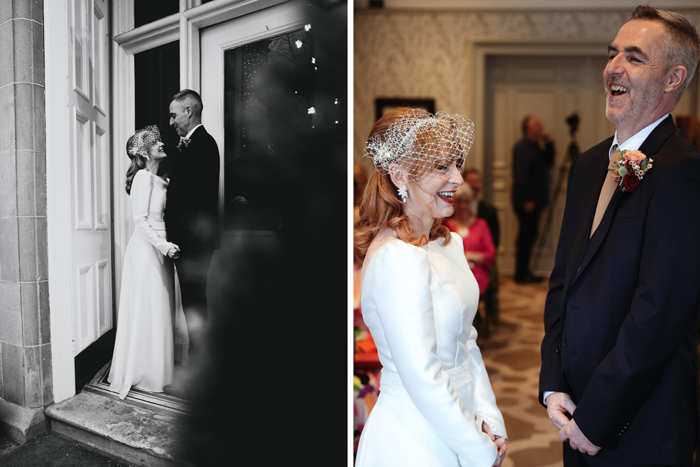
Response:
[354,108,452,264]
[124,135,147,195]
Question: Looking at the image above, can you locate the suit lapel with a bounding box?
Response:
[565,115,676,293]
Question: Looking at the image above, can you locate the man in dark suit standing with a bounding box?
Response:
[512,115,555,283]
[164,89,220,362]
[540,7,700,466]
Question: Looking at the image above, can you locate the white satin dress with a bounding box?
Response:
[355,232,507,467]
[108,169,177,399]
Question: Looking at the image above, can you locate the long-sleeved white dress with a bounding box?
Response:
[355,232,507,467]
[108,169,177,399]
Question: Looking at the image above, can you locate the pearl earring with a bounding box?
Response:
[398,185,408,203]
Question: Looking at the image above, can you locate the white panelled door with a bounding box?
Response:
[68,0,112,356]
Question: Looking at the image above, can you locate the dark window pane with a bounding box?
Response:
[134,41,180,176]
[134,1,179,28]
[223,26,346,231]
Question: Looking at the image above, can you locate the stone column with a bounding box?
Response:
[0,0,50,443]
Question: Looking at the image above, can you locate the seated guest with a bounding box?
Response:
[463,168,499,247]
[463,168,501,325]
[445,184,496,295]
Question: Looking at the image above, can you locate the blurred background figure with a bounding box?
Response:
[463,168,500,326]
[445,184,496,335]
[511,114,554,284]
[676,114,700,148]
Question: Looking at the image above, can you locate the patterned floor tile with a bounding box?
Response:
[478,276,563,467]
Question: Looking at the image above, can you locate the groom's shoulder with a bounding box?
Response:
[192,126,218,148]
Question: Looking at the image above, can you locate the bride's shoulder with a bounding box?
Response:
[365,231,427,270]
[133,169,152,181]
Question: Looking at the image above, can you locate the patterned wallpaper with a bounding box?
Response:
[353,8,700,165]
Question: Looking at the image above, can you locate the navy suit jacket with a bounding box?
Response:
[164,125,221,252]
[539,115,700,463]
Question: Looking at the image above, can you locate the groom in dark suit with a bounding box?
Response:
[540,6,700,466]
[164,89,220,361]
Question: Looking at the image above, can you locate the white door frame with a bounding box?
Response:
[46,0,75,404]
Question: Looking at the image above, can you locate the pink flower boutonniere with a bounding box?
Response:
[612,149,653,193]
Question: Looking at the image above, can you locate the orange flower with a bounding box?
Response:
[622,149,645,163]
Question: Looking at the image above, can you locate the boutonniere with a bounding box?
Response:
[612,149,653,192]
[178,137,191,149]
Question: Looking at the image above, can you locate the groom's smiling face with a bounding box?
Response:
[604,19,669,135]
[169,100,190,137]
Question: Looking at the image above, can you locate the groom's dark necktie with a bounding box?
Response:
[590,147,620,238]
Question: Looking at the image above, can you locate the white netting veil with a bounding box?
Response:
[364,109,475,183]
[127,125,161,159]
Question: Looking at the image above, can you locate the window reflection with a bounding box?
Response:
[224,27,335,231]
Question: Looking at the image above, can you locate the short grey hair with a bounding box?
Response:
[172,89,203,115]
[631,6,700,103]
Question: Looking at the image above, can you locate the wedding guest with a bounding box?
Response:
[463,168,499,248]
[109,126,180,399]
[463,168,501,325]
[540,6,700,464]
[445,184,496,296]
[355,108,507,467]
[511,115,554,283]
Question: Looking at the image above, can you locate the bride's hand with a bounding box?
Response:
[482,422,507,467]
[492,438,506,467]
[167,244,181,259]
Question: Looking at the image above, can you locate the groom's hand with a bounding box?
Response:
[559,419,601,456]
[545,392,576,430]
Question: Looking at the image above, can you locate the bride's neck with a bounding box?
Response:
[145,160,160,175]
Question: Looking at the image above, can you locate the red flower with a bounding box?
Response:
[622,174,641,192]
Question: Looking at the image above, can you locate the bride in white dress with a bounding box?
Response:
[108,125,180,399]
[354,109,507,467]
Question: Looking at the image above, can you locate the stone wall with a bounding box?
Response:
[0,0,50,442]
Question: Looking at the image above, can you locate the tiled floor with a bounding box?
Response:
[478,276,563,467]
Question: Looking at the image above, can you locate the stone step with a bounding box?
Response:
[45,392,188,467]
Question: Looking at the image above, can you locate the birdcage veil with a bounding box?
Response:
[127,125,161,159]
[364,109,475,183]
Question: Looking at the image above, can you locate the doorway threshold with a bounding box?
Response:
[82,363,191,417]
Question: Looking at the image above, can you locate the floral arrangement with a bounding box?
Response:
[612,149,653,192]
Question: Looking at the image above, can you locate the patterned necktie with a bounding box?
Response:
[590,147,620,238]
